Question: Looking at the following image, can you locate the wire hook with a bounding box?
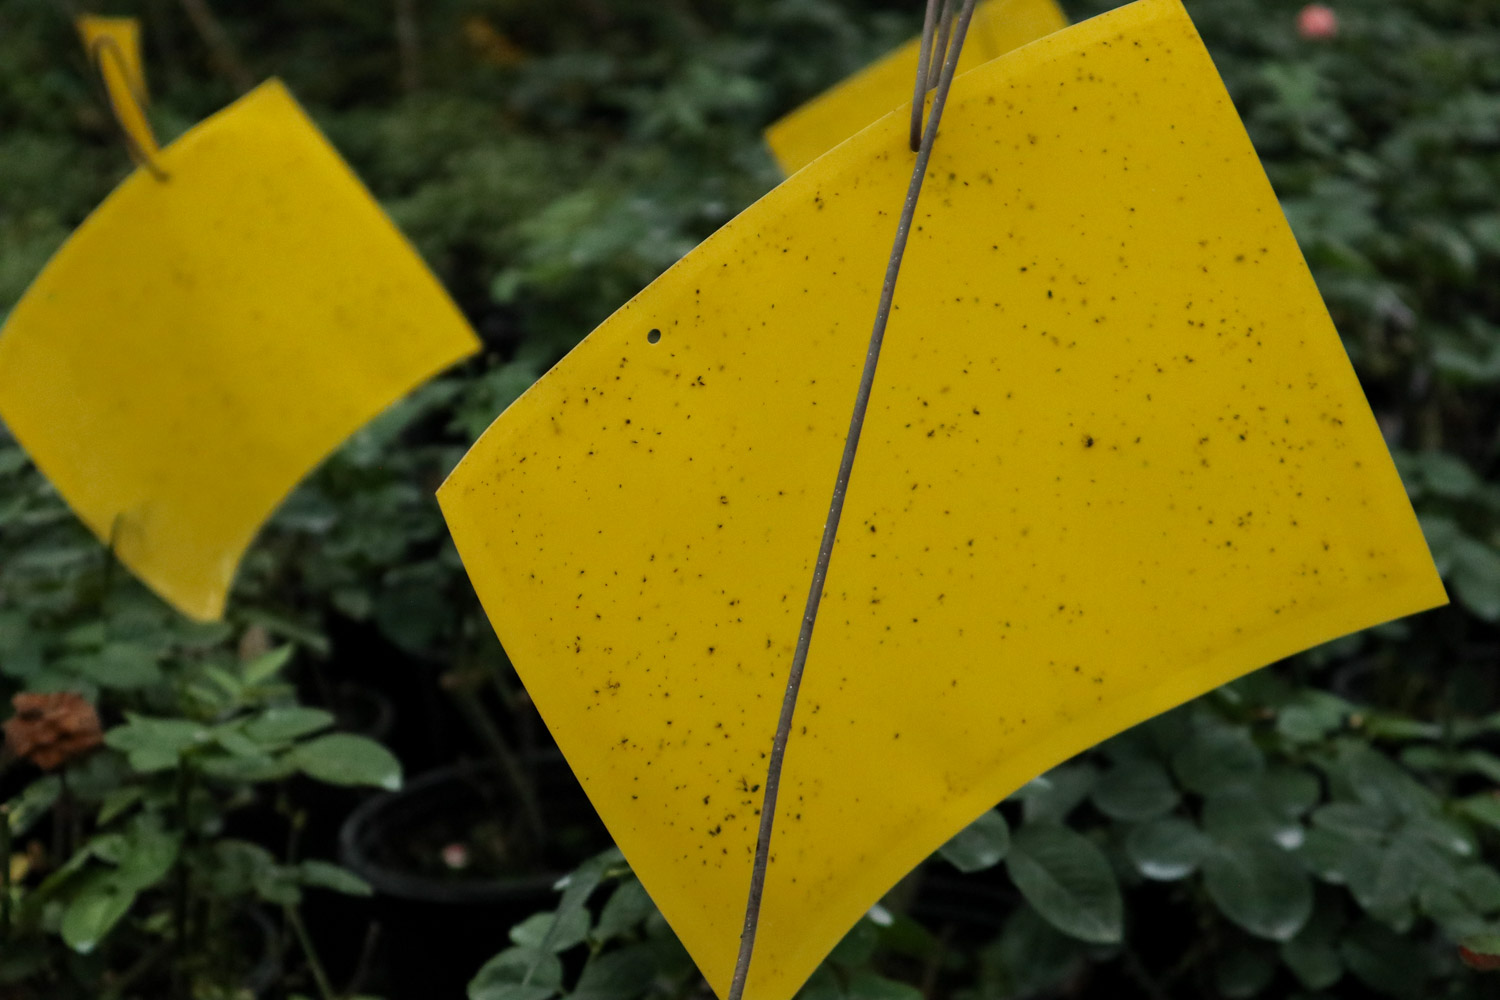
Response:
[87,34,169,182]
[909,0,962,152]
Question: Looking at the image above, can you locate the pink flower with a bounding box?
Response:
[441,842,471,870]
[1298,4,1338,40]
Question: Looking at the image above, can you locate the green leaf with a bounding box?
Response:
[828,919,879,967]
[1203,787,1304,849]
[595,879,657,942]
[1261,766,1321,819]
[1005,823,1122,944]
[285,733,402,790]
[1451,537,1500,621]
[1331,742,1438,818]
[1126,816,1210,881]
[196,840,277,898]
[112,821,180,892]
[69,642,162,689]
[104,716,210,772]
[6,775,61,835]
[1015,763,1098,824]
[937,809,1010,873]
[795,968,842,1000]
[97,786,144,825]
[469,947,562,1000]
[61,876,136,953]
[242,645,296,685]
[991,906,1086,998]
[568,945,658,1000]
[843,970,923,1000]
[1457,793,1500,832]
[511,907,591,954]
[1457,864,1500,914]
[1091,759,1179,822]
[299,860,372,896]
[1280,936,1342,991]
[1172,720,1264,795]
[1296,826,1379,890]
[1203,840,1312,941]
[254,865,303,906]
[244,706,335,745]
[1340,920,1428,996]
[1214,946,1275,999]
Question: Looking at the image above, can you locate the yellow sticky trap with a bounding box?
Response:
[76,15,158,160]
[764,0,1067,174]
[439,0,1444,997]
[0,80,479,621]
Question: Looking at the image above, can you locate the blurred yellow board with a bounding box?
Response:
[764,0,1067,174]
[0,80,479,622]
[439,0,1444,997]
[76,15,158,160]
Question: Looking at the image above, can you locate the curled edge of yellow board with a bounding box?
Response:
[763,0,1068,175]
[0,80,480,622]
[76,15,158,158]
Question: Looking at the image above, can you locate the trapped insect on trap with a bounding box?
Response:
[437,0,1445,996]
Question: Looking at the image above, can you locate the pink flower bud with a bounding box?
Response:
[1298,4,1338,40]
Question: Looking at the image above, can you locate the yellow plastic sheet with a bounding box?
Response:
[764,0,1067,174]
[0,80,479,622]
[76,15,158,160]
[440,0,1445,996]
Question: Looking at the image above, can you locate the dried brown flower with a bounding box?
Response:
[3,692,103,771]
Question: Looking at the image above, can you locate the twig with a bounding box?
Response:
[343,921,382,998]
[286,904,338,1000]
[724,3,979,998]
[174,0,254,93]
[447,682,548,848]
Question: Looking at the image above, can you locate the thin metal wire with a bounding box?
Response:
[724,3,979,998]
[88,35,170,182]
[909,0,960,151]
[908,0,941,152]
[928,0,957,89]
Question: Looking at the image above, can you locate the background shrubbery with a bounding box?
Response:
[2,1,1499,998]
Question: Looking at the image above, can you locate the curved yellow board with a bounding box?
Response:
[764,0,1068,175]
[76,15,158,159]
[0,80,479,621]
[439,1,1444,997]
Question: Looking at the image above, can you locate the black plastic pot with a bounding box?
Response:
[338,757,607,999]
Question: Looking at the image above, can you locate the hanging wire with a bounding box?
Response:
[910,0,960,151]
[724,3,980,998]
[87,34,170,182]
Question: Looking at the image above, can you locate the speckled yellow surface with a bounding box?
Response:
[439,1,1445,996]
[764,0,1068,175]
[0,80,479,622]
[76,15,157,159]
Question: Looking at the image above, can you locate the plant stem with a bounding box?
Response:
[172,763,194,1000]
[174,0,254,93]
[723,3,977,997]
[448,683,548,847]
[395,0,422,93]
[1,804,12,937]
[286,904,337,1000]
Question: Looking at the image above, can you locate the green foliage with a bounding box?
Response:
[2,0,1500,997]
[0,639,388,997]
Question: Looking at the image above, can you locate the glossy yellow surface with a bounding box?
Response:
[764,0,1067,175]
[76,15,158,159]
[0,80,479,622]
[439,1,1445,997]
